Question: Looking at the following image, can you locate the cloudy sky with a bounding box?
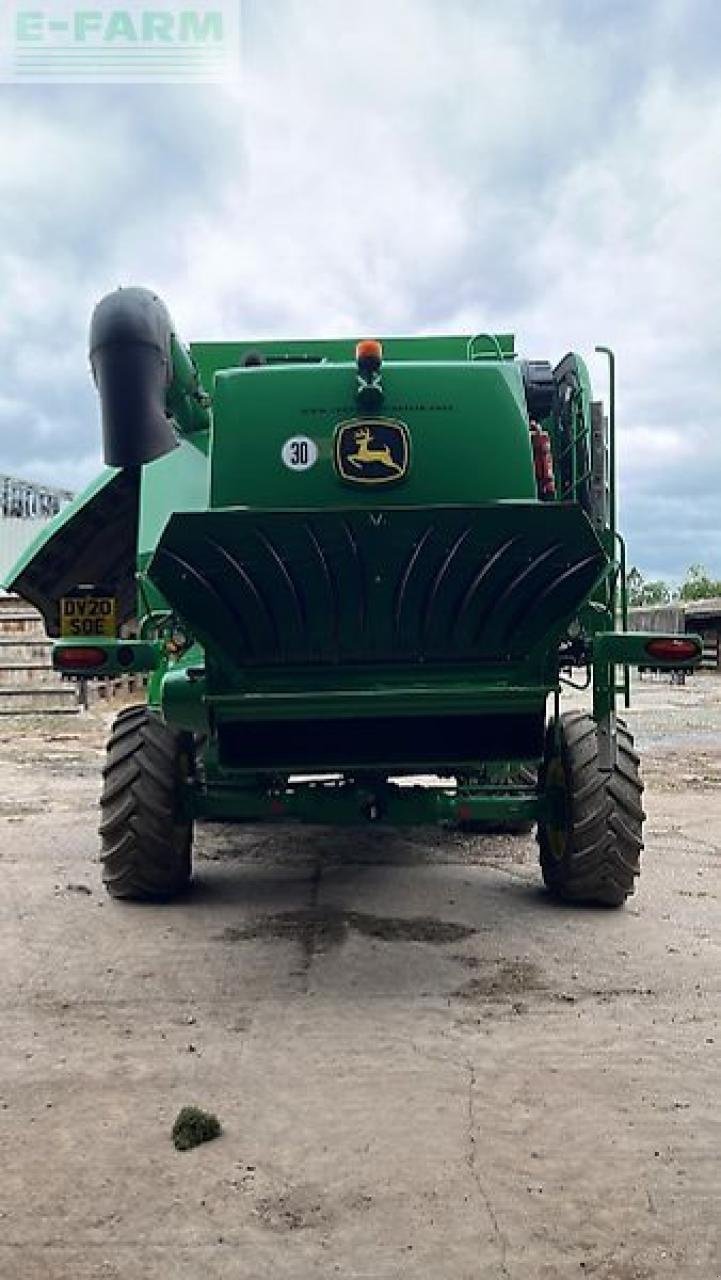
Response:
[1,0,719,581]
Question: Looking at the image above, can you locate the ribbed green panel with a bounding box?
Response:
[149,503,605,670]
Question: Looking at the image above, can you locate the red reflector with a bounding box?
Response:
[56,646,107,669]
[644,637,699,662]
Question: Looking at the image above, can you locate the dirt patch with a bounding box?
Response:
[588,1261,656,1280]
[254,1187,330,1233]
[0,801,40,817]
[453,959,658,1007]
[587,985,655,1002]
[452,958,544,1002]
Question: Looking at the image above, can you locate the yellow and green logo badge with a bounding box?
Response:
[334,418,410,485]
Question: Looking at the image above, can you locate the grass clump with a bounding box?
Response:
[172,1105,222,1152]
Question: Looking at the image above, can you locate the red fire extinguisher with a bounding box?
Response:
[529,421,556,500]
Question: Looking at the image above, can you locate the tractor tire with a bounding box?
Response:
[99,704,194,901]
[537,711,644,907]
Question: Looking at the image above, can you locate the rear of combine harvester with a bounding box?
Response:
[4,287,702,906]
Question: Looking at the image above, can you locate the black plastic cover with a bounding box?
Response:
[218,712,545,770]
[5,468,139,637]
[89,286,178,467]
[521,360,555,422]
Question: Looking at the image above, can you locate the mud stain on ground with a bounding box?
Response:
[218,907,476,954]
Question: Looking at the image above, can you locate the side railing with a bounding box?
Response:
[555,391,593,504]
[594,346,629,705]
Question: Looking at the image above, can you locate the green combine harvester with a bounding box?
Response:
[5,288,701,906]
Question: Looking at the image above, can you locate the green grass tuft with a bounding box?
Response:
[172,1105,222,1151]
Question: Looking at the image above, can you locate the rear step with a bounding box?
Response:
[0,685,79,714]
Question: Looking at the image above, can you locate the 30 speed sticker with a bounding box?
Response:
[281,436,318,471]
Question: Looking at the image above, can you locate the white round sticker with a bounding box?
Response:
[281,435,318,471]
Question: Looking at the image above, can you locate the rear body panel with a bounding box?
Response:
[210,360,535,508]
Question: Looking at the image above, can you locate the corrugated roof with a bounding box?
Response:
[630,598,721,619]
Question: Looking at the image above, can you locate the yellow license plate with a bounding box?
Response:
[61,596,117,638]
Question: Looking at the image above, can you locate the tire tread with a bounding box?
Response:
[538,712,645,907]
[99,705,193,901]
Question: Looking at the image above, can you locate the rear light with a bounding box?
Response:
[55,646,108,670]
[644,637,700,663]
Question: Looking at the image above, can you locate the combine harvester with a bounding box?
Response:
[5,288,701,906]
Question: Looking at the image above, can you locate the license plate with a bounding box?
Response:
[61,595,117,638]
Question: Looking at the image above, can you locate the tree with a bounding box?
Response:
[627,566,672,607]
[678,564,721,602]
[643,580,672,605]
[627,566,645,606]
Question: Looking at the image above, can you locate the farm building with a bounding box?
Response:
[0,473,74,583]
[0,474,77,712]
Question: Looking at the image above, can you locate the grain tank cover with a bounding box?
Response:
[209,359,536,509]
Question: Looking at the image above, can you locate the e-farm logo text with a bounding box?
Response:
[1,1,241,82]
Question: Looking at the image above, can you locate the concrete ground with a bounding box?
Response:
[1,678,720,1279]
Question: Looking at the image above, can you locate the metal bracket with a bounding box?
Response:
[596,709,617,773]
[356,372,384,408]
[589,400,608,532]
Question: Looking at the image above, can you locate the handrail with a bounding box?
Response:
[615,531,631,707]
[595,347,616,545]
[557,404,591,501]
[466,333,505,361]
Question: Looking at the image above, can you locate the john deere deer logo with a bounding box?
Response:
[335,418,410,485]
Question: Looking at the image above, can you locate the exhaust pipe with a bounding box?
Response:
[89,286,180,468]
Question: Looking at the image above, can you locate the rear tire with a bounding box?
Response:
[537,711,644,907]
[99,704,194,900]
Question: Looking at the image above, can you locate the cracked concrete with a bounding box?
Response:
[466,1060,511,1278]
